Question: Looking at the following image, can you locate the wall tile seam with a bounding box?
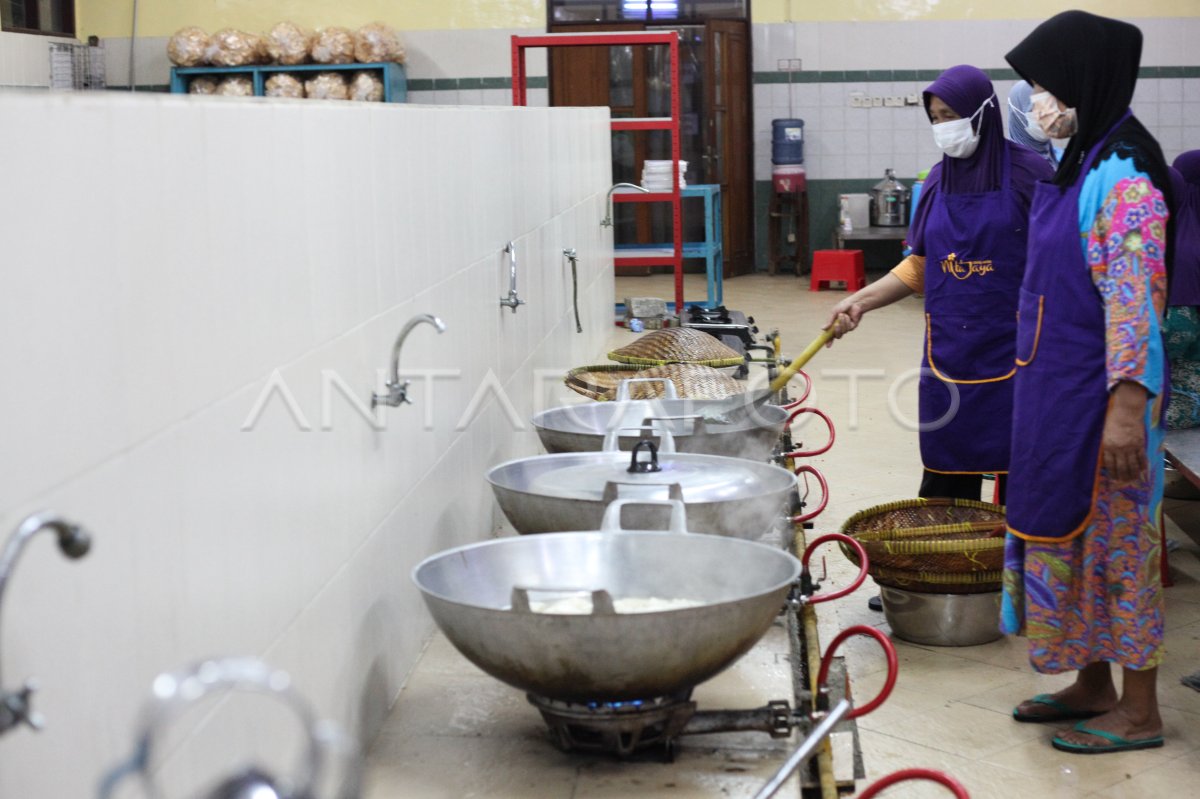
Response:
[509,274,613,388]
[754,67,1200,83]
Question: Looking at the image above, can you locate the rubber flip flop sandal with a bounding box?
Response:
[1012,693,1102,723]
[1051,721,1164,755]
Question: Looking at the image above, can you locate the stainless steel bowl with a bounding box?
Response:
[880,586,1002,647]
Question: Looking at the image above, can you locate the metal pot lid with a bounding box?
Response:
[489,440,795,502]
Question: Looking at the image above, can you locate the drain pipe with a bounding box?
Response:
[128,0,139,91]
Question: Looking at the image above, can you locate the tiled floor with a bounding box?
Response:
[363,272,1200,798]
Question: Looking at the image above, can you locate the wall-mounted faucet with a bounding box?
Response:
[601,182,650,227]
[499,241,525,312]
[372,314,446,409]
[563,247,583,333]
[0,511,92,736]
[99,657,361,799]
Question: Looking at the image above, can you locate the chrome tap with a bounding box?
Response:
[372,314,446,409]
[499,241,525,312]
[0,511,92,736]
[601,182,650,227]
[99,657,361,799]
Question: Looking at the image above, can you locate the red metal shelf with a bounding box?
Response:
[511,31,684,312]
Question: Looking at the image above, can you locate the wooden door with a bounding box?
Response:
[704,19,752,276]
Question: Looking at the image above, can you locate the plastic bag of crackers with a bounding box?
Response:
[207,28,264,67]
[262,21,312,65]
[265,74,305,98]
[304,72,349,100]
[167,26,209,66]
[347,71,384,101]
[353,22,405,63]
[311,27,355,64]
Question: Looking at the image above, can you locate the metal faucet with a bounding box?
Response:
[499,241,525,312]
[99,657,361,799]
[0,511,92,736]
[372,314,447,409]
[601,182,650,227]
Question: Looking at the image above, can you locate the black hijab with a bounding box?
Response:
[1005,10,1169,195]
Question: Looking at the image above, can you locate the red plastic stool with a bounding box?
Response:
[809,249,866,291]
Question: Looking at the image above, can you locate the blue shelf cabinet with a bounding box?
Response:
[170,61,407,102]
[615,183,724,309]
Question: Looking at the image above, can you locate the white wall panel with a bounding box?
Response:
[0,91,612,796]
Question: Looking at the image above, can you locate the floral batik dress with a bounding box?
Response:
[1001,153,1169,673]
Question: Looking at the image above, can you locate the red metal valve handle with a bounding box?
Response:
[782,406,835,458]
[789,465,828,524]
[817,625,898,720]
[800,533,868,604]
[781,369,812,407]
[855,769,970,799]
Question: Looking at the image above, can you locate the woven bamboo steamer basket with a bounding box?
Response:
[608,327,744,369]
[838,498,1006,594]
[564,362,743,402]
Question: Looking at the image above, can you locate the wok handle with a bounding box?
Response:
[769,330,834,394]
[600,499,690,535]
[510,587,616,615]
[602,481,685,507]
[615,377,679,401]
[601,423,677,453]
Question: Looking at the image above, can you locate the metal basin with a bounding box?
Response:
[532,399,789,461]
[880,586,1002,647]
[412,501,801,701]
[486,441,797,539]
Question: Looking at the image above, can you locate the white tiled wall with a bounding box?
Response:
[0,30,78,87]
[752,17,1200,182]
[0,92,612,796]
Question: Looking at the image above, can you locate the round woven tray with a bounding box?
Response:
[608,327,744,368]
[564,362,744,401]
[839,498,1006,594]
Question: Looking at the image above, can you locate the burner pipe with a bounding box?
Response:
[816,625,898,720]
[680,701,791,738]
[856,768,971,799]
[751,698,851,799]
[781,407,836,458]
[789,465,829,524]
[798,533,868,605]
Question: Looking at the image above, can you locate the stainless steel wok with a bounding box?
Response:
[531,398,789,461]
[412,500,802,701]
[486,439,797,539]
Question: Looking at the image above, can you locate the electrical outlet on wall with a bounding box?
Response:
[884,96,903,107]
[871,96,883,107]
[848,91,866,108]
[906,93,921,105]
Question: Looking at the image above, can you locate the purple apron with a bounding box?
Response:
[919,147,1027,473]
[1006,114,1130,540]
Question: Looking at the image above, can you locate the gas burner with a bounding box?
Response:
[527,691,696,757]
[687,305,733,324]
[681,306,757,349]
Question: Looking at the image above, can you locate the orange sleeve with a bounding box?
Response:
[889,254,925,293]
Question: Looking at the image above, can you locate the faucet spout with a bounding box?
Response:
[602,182,651,227]
[0,511,92,736]
[373,314,447,409]
[499,242,526,312]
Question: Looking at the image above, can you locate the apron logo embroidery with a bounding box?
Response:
[940,252,995,279]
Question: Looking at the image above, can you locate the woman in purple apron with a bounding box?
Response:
[1003,11,1172,755]
[826,65,1053,504]
[1164,151,1200,428]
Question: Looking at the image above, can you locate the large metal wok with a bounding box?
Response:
[412,500,802,701]
[487,439,797,539]
[533,377,788,461]
[532,400,788,460]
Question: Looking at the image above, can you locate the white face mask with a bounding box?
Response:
[1030,90,1078,139]
[931,96,994,159]
[1008,100,1050,143]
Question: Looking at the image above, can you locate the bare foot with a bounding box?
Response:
[1054,706,1163,747]
[1014,683,1117,720]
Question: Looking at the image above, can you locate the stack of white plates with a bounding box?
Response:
[641,159,687,191]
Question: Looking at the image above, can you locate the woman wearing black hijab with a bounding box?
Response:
[1002,11,1171,754]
